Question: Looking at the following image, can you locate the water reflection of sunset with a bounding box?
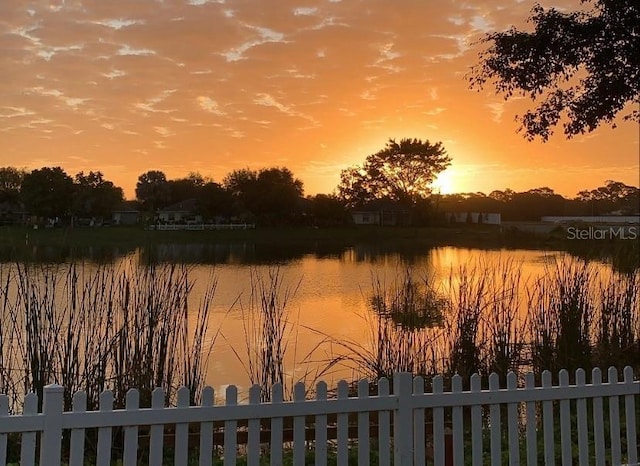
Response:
[181,247,618,392]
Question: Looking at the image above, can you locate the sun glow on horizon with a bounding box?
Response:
[432,169,457,194]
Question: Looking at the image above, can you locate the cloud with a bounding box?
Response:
[221,24,287,62]
[197,96,225,115]
[0,0,635,199]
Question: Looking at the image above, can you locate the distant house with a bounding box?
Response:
[448,212,501,225]
[157,199,202,224]
[351,200,409,226]
[112,201,141,226]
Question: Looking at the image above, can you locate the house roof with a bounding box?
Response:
[159,198,199,213]
[112,200,140,213]
[352,198,408,212]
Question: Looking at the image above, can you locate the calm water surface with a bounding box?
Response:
[2,244,620,394]
[172,246,612,392]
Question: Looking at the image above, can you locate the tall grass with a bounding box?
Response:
[439,258,527,386]
[322,255,638,389]
[593,269,640,369]
[0,260,220,413]
[232,267,310,401]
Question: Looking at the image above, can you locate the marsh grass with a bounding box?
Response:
[0,260,220,413]
[321,254,638,392]
[593,269,640,369]
[230,267,323,401]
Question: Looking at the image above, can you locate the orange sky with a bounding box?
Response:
[1,0,638,199]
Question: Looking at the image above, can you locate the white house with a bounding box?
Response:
[157,199,202,224]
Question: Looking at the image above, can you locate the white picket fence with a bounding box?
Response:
[0,367,638,466]
[147,223,255,231]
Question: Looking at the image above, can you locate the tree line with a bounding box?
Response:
[1,161,637,227]
[439,181,640,222]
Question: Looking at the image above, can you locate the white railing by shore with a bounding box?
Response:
[0,367,638,465]
[147,223,255,231]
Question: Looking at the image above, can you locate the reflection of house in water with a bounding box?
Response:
[145,242,255,264]
[447,212,501,225]
[157,199,202,224]
[351,200,409,226]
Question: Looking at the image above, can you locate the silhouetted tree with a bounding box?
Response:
[73,171,124,219]
[167,172,206,205]
[21,167,74,219]
[197,181,234,221]
[223,167,304,224]
[469,0,639,140]
[136,170,169,212]
[576,180,640,214]
[338,138,451,208]
[0,166,27,203]
[307,194,351,227]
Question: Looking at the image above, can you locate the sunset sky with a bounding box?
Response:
[1,0,638,200]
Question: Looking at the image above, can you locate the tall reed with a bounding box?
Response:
[528,257,594,380]
[233,267,302,401]
[0,260,219,413]
[593,269,640,369]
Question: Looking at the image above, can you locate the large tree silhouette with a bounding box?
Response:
[338,138,451,207]
[468,0,639,141]
[21,167,75,218]
[135,170,169,212]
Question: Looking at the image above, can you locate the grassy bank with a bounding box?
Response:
[0,223,620,250]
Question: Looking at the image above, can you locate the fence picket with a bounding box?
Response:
[148,388,165,466]
[20,393,37,466]
[315,381,328,466]
[432,375,445,466]
[541,371,554,466]
[0,367,637,466]
[558,370,572,466]
[293,382,306,466]
[247,385,260,466]
[123,389,139,466]
[377,378,391,466]
[96,390,114,466]
[592,368,605,466]
[412,376,425,466]
[69,391,87,466]
[470,374,482,466]
[337,380,349,466]
[524,372,536,466]
[575,369,589,466]
[40,384,64,466]
[607,367,622,466]
[270,383,284,466]
[489,373,501,466]
[506,372,519,466]
[223,385,237,466]
[623,367,637,466]
[0,394,7,464]
[394,373,413,466]
[452,374,464,466]
[174,387,190,465]
[199,386,214,466]
[358,379,370,466]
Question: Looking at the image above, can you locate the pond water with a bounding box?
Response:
[141,245,612,392]
[1,242,631,399]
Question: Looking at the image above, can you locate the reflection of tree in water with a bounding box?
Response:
[369,269,447,330]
